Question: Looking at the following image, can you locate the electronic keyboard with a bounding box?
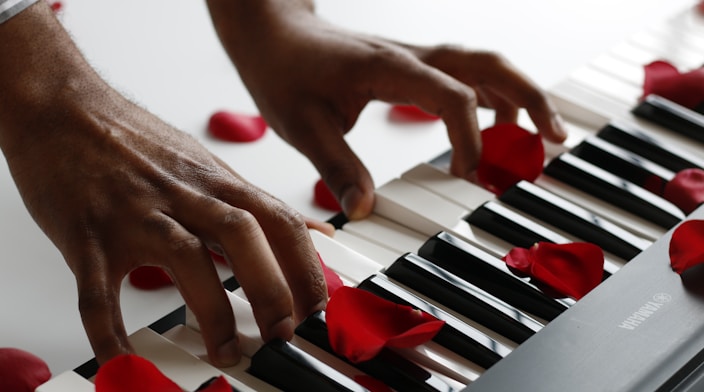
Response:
[37,3,704,391]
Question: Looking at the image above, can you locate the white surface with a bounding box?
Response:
[0,0,696,376]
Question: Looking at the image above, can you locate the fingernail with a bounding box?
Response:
[341,186,373,220]
[552,113,568,140]
[268,316,295,341]
[215,337,241,367]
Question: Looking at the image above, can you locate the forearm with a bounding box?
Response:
[0,1,109,159]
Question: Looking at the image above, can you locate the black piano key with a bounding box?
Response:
[570,136,675,194]
[465,201,565,248]
[499,181,649,261]
[543,153,685,228]
[417,231,572,321]
[357,274,510,369]
[295,311,459,392]
[632,94,704,143]
[597,122,704,173]
[248,338,368,392]
[384,253,542,344]
[465,201,618,277]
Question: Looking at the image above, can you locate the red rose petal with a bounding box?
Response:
[198,376,235,392]
[477,123,545,195]
[503,242,604,300]
[354,375,393,392]
[663,168,704,215]
[314,178,341,211]
[326,287,444,363]
[129,266,174,290]
[699,1,704,14]
[318,252,344,297]
[49,1,63,12]
[209,250,228,265]
[208,111,267,142]
[669,219,704,274]
[0,348,51,392]
[95,354,182,392]
[389,105,440,121]
[642,60,704,110]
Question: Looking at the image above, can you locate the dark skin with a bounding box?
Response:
[207,0,567,220]
[0,0,565,368]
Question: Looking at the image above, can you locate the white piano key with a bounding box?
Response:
[374,178,514,258]
[648,22,704,52]
[628,30,704,66]
[589,53,644,87]
[161,325,280,392]
[35,371,94,392]
[340,214,427,264]
[401,163,494,210]
[550,78,704,157]
[128,327,256,392]
[534,175,666,241]
[185,288,264,357]
[330,228,402,267]
[610,39,704,70]
[667,5,704,37]
[310,228,384,284]
[569,65,642,105]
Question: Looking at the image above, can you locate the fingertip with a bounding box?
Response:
[340,185,375,220]
[548,113,568,143]
[213,336,242,368]
[262,315,295,343]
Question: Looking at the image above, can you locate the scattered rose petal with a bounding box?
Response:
[663,168,704,215]
[669,219,704,274]
[208,111,267,142]
[502,242,604,300]
[326,286,445,363]
[95,354,181,392]
[314,178,341,211]
[209,250,227,265]
[642,60,704,110]
[477,123,545,195]
[49,1,62,12]
[318,252,344,297]
[129,266,173,290]
[699,1,704,14]
[0,348,51,392]
[389,105,440,121]
[195,376,236,392]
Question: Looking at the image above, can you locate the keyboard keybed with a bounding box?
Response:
[39,3,704,392]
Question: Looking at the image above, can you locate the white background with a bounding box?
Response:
[0,0,695,375]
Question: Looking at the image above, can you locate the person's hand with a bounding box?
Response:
[207,0,567,220]
[0,2,327,367]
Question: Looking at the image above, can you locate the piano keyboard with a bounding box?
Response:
[38,3,704,392]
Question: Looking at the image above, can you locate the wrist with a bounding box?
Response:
[0,2,111,158]
[206,0,317,70]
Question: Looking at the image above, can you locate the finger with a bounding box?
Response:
[203,159,328,321]
[175,191,300,342]
[146,212,240,367]
[283,111,376,220]
[476,87,520,125]
[304,216,335,237]
[460,53,567,143]
[72,247,132,365]
[361,51,482,179]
